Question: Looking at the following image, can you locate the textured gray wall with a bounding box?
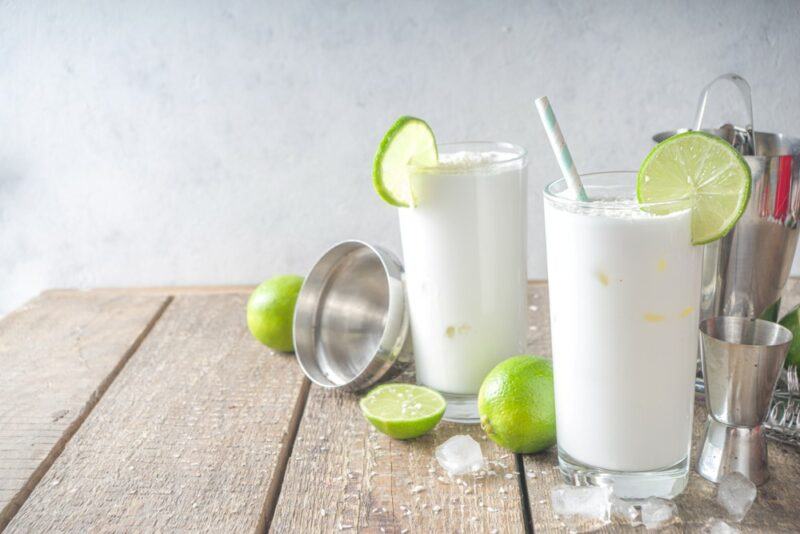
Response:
[1,0,799,314]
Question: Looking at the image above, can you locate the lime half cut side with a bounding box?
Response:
[359,384,446,440]
[637,131,751,245]
[373,116,438,207]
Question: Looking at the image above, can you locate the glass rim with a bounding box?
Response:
[409,141,527,174]
[543,170,691,210]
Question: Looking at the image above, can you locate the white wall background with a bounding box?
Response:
[2,0,799,314]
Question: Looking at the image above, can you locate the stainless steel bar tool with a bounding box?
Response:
[697,316,792,485]
[654,74,800,323]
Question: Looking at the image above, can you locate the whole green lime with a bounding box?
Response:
[478,355,556,454]
[779,304,800,367]
[246,275,304,352]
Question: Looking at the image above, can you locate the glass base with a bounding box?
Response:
[440,392,480,424]
[557,448,689,499]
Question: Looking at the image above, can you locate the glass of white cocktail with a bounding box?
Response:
[398,142,529,422]
[544,172,702,498]
[535,94,751,499]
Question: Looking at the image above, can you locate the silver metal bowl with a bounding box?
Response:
[293,240,412,391]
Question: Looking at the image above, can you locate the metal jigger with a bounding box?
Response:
[697,317,792,485]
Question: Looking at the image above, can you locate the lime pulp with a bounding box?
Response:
[372,116,438,207]
[359,384,446,440]
[637,131,751,245]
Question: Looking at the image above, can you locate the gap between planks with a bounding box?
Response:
[6,282,551,532]
[0,296,173,532]
[262,377,311,533]
[515,454,535,534]
[2,290,312,534]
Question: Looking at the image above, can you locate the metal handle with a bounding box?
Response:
[693,73,755,155]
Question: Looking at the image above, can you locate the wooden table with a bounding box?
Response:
[1,282,799,533]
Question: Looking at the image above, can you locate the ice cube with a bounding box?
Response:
[704,518,741,533]
[550,484,611,523]
[435,435,485,476]
[640,497,677,530]
[611,496,640,525]
[716,472,756,522]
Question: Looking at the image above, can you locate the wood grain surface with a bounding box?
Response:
[5,294,307,533]
[271,376,527,533]
[523,281,800,533]
[1,283,798,533]
[42,285,255,297]
[0,291,169,529]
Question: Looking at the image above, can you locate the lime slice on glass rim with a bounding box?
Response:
[359,384,446,440]
[373,116,438,207]
[637,131,751,245]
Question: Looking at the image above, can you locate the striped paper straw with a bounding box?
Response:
[535,96,589,201]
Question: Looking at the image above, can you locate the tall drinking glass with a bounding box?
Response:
[543,172,702,498]
[398,142,528,423]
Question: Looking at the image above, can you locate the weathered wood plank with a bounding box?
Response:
[42,285,254,298]
[268,283,551,533]
[272,383,526,533]
[523,281,800,532]
[0,291,170,529]
[6,294,308,533]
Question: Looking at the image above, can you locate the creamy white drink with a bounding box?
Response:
[399,143,528,423]
[544,173,702,498]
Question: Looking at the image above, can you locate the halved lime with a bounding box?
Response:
[637,131,751,245]
[359,384,446,439]
[372,116,438,207]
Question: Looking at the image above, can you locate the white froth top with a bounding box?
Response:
[437,150,516,169]
[552,197,690,220]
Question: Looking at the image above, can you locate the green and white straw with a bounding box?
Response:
[535,96,589,201]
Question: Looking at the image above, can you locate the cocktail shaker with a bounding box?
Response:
[654,74,800,323]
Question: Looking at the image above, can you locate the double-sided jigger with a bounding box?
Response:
[697,316,792,485]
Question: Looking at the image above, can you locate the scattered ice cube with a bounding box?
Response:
[704,518,741,533]
[716,472,756,522]
[611,497,640,525]
[640,497,677,530]
[435,435,485,476]
[550,484,611,523]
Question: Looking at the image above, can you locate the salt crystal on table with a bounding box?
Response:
[704,518,740,533]
[435,435,485,476]
[550,485,611,522]
[640,497,677,530]
[716,472,756,522]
